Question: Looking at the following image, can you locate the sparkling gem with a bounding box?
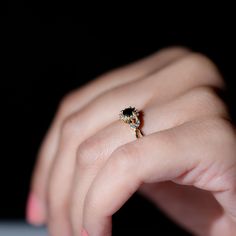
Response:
[123,107,135,117]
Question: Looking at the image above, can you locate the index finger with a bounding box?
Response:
[82,118,236,236]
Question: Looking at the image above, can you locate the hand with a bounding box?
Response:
[27,47,236,236]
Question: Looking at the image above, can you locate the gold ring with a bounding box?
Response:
[119,106,143,138]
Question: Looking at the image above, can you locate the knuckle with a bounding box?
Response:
[58,91,77,116]
[61,113,80,139]
[184,52,224,87]
[205,117,235,146]
[159,46,191,56]
[110,144,139,172]
[76,137,103,169]
[216,118,236,143]
[187,52,215,70]
[190,86,227,116]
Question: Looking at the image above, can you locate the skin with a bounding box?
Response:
[27,47,236,236]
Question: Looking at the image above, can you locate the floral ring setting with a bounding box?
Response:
[119,106,143,139]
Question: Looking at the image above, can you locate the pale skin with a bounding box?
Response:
[26,47,236,236]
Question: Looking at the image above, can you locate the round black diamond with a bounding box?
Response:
[123,107,134,117]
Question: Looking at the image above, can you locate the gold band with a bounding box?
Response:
[135,128,143,139]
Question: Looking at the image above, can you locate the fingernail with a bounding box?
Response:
[26,192,45,226]
[81,228,89,236]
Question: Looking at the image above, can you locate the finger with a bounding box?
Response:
[27,47,189,225]
[139,181,224,235]
[47,53,223,236]
[47,74,157,236]
[83,118,236,236]
[70,85,227,235]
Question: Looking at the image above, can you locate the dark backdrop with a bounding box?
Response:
[2,3,236,235]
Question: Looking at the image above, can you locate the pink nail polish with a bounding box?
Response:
[81,228,89,236]
[26,192,45,226]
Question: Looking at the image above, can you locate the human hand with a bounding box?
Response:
[27,47,236,236]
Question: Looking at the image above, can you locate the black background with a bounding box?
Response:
[2,3,236,235]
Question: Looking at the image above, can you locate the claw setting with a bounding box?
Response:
[119,107,141,130]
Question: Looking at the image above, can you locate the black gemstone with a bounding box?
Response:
[123,107,134,116]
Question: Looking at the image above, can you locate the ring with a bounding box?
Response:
[119,106,143,138]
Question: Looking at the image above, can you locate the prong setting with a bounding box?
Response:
[119,106,141,130]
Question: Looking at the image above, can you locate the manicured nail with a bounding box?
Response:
[81,228,89,236]
[26,192,45,226]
